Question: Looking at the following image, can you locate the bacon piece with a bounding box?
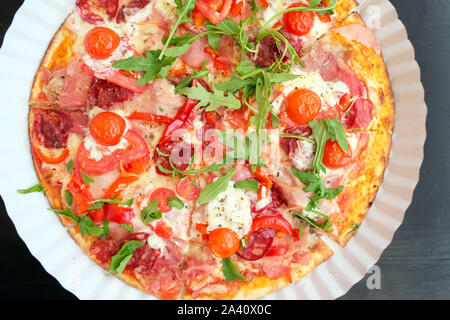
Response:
[332,23,380,54]
[236,228,276,261]
[88,78,134,109]
[58,60,93,110]
[342,98,374,129]
[34,108,73,149]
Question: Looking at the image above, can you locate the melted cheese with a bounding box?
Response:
[206,181,253,238]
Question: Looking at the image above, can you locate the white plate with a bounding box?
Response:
[0,0,426,300]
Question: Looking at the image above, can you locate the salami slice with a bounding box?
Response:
[116,0,151,23]
[236,228,276,261]
[76,0,119,24]
[34,108,73,149]
[88,78,135,109]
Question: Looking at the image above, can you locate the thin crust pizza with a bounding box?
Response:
[24,0,394,300]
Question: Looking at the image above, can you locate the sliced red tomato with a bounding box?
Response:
[89,112,126,146]
[285,88,322,125]
[104,175,139,199]
[123,154,151,175]
[34,146,69,165]
[84,26,120,60]
[252,216,293,236]
[338,93,351,112]
[67,174,97,216]
[75,130,149,179]
[106,71,147,94]
[208,227,241,258]
[266,245,288,257]
[104,203,134,224]
[322,140,352,169]
[282,2,315,36]
[149,188,177,213]
[153,221,173,239]
[192,9,206,28]
[195,0,233,25]
[230,0,244,17]
[127,112,173,124]
[196,223,208,235]
[176,176,201,201]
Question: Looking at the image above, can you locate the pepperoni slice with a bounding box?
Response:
[34,108,73,149]
[235,228,276,261]
[76,0,119,24]
[116,0,151,23]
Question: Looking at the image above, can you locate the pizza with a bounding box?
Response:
[25,0,394,300]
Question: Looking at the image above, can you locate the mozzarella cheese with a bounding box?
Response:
[272,69,350,114]
[206,181,253,238]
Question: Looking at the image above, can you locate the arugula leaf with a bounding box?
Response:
[346,223,360,235]
[113,50,176,85]
[174,65,209,94]
[293,212,333,231]
[120,224,134,232]
[49,208,79,222]
[66,160,73,173]
[65,190,73,207]
[222,258,246,283]
[197,168,236,205]
[88,198,134,210]
[178,84,241,111]
[82,173,95,184]
[309,118,347,174]
[291,167,344,201]
[168,197,185,210]
[17,184,44,194]
[141,199,162,225]
[78,216,109,239]
[108,240,145,276]
[234,180,259,192]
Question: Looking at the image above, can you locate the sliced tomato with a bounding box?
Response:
[149,188,177,213]
[338,93,351,112]
[322,140,352,169]
[104,203,134,224]
[104,175,139,199]
[285,88,322,125]
[123,154,151,175]
[192,9,206,28]
[84,26,120,60]
[75,130,149,179]
[266,245,288,257]
[34,146,69,165]
[89,111,127,146]
[230,0,244,17]
[251,216,293,236]
[106,71,147,94]
[176,176,201,201]
[153,221,174,239]
[196,223,208,235]
[127,112,173,124]
[208,227,241,258]
[195,0,233,25]
[282,2,315,36]
[260,0,270,7]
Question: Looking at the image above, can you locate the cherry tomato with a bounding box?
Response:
[282,3,315,36]
[176,176,201,201]
[285,88,322,125]
[89,112,126,146]
[149,188,176,213]
[84,27,120,60]
[208,228,241,258]
[322,140,353,169]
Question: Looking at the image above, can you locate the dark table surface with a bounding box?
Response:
[1,0,449,300]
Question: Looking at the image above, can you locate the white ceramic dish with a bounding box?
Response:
[0,0,427,300]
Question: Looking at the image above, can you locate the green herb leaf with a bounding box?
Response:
[141,199,162,225]
[174,67,209,94]
[168,196,185,210]
[120,224,134,232]
[65,190,73,206]
[88,198,134,210]
[234,180,259,192]
[197,168,236,205]
[17,184,44,194]
[82,173,95,184]
[222,258,246,283]
[49,208,79,222]
[178,84,241,111]
[66,160,73,173]
[293,212,333,231]
[108,240,146,276]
